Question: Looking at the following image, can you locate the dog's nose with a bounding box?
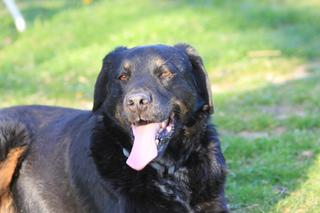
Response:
[126,93,151,111]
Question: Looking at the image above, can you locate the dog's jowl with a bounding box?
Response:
[0,44,228,213]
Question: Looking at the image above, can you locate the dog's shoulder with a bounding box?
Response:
[0,105,93,212]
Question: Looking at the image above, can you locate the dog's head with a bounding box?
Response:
[93,44,213,171]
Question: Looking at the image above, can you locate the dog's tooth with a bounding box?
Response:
[166,125,172,132]
[155,139,159,145]
[170,113,174,120]
[161,121,167,129]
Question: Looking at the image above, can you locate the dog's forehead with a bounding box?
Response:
[123,45,188,68]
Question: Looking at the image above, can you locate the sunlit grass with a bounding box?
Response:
[274,154,320,213]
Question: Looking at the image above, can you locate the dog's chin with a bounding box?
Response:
[123,112,177,171]
[154,113,176,156]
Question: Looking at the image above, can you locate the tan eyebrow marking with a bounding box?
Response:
[155,58,164,67]
[123,61,131,70]
[156,56,174,68]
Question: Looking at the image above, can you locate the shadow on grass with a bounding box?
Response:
[3,0,320,75]
[216,64,320,212]
[184,0,320,60]
[16,0,320,59]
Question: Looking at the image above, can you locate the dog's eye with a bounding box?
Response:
[118,74,129,81]
[160,70,173,79]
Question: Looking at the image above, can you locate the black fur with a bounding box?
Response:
[0,44,228,213]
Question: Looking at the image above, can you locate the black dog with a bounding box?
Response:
[0,44,228,213]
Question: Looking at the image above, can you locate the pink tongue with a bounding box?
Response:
[126,123,160,171]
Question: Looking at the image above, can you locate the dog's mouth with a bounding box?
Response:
[125,113,175,171]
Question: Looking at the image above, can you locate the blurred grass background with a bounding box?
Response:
[1,0,320,212]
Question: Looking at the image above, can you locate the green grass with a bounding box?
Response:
[1,0,320,212]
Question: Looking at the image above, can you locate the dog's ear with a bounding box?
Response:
[92,47,127,112]
[174,43,214,114]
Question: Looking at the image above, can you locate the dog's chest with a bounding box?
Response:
[152,165,194,212]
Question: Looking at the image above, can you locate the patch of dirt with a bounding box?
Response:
[307,62,320,74]
[266,64,310,85]
[238,131,269,139]
[273,126,287,135]
[261,105,306,120]
[220,127,287,140]
[3,37,12,46]
[299,150,314,160]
